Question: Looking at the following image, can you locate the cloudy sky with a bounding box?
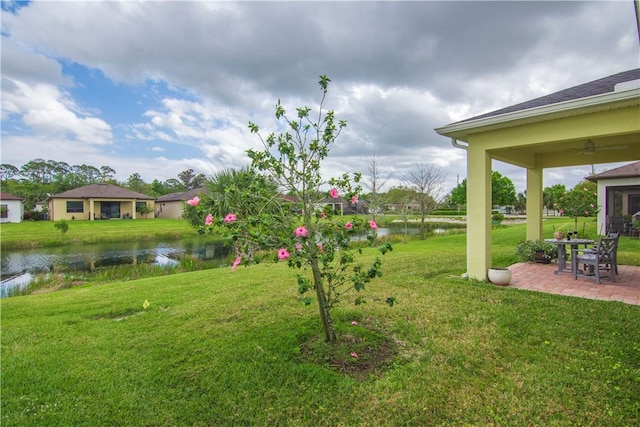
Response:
[1,1,638,196]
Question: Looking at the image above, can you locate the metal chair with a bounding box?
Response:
[571,236,617,284]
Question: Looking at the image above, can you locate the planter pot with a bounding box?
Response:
[554,230,564,240]
[534,250,551,264]
[488,267,511,286]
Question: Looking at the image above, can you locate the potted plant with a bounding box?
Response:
[516,240,557,264]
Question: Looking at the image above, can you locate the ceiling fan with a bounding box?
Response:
[572,139,628,156]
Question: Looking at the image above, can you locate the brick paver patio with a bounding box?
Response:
[506,262,640,306]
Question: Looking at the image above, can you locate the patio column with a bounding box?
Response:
[466,145,492,280]
[132,200,137,219]
[89,198,95,221]
[598,182,608,235]
[525,167,543,241]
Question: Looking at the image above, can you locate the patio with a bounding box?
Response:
[507,262,640,305]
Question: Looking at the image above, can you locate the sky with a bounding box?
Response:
[1,0,639,198]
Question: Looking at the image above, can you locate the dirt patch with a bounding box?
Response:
[298,321,399,381]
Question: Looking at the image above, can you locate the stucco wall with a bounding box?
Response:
[48,198,155,221]
[0,200,24,223]
[155,201,185,219]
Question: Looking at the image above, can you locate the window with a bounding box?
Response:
[66,201,84,213]
[136,202,147,213]
[0,204,7,219]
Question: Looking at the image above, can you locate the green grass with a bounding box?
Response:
[0,219,197,249]
[2,219,640,425]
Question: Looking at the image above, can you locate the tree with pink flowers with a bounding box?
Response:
[557,180,599,232]
[186,76,392,342]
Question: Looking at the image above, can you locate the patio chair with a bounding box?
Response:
[583,232,620,274]
[571,236,617,284]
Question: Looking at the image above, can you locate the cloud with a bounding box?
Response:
[1,1,637,194]
[2,78,112,144]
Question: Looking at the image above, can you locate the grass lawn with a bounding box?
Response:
[0,219,197,250]
[2,219,639,425]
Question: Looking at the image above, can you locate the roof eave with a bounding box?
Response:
[435,88,640,141]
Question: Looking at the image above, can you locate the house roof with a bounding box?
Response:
[459,68,640,123]
[0,192,24,201]
[318,196,347,204]
[156,187,207,202]
[586,161,640,181]
[278,193,300,203]
[50,183,155,200]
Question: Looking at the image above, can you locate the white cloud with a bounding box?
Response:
[2,78,112,145]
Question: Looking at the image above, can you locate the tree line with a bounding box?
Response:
[0,159,206,209]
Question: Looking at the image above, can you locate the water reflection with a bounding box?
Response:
[0,272,32,297]
[1,238,229,277]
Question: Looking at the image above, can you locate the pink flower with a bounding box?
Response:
[224,213,237,223]
[295,243,303,251]
[351,195,359,204]
[350,352,358,358]
[559,209,564,215]
[205,214,213,226]
[294,226,308,238]
[231,257,241,271]
[585,210,589,216]
[317,242,324,252]
[369,220,378,230]
[590,204,595,208]
[186,196,200,207]
[277,248,290,260]
[321,212,327,219]
[351,320,358,326]
[329,188,339,198]
[345,222,353,230]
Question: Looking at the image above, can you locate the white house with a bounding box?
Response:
[586,161,640,235]
[0,193,25,223]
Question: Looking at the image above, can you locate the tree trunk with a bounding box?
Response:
[310,257,336,342]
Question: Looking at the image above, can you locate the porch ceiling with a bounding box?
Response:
[490,133,640,169]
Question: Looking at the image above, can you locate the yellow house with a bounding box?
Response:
[155,188,206,219]
[48,183,155,221]
[435,68,640,281]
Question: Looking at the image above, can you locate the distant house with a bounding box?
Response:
[155,187,207,219]
[34,200,48,212]
[0,193,25,223]
[317,196,368,215]
[586,161,640,235]
[48,183,155,221]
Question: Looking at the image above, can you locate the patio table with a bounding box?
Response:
[544,238,594,274]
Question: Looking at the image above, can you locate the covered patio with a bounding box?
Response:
[436,68,640,281]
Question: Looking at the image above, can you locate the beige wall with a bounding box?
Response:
[49,198,155,221]
[155,201,185,219]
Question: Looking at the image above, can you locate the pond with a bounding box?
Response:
[0,221,465,296]
[0,238,231,296]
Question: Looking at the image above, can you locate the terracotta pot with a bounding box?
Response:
[488,268,511,286]
[554,230,564,240]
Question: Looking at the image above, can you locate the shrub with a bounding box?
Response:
[492,212,505,223]
[54,219,69,236]
[516,240,557,262]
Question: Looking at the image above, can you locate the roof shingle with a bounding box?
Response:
[50,183,154,200]
[587,161,640,181]
[459,68,640,123]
